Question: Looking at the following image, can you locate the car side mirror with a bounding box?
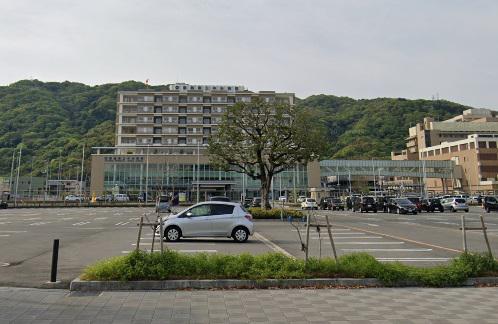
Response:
[186,212,193,218]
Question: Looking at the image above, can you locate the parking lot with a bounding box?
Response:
[1,206,497,287]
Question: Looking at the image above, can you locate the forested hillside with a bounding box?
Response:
[297,95,469,159]
[0,80,472,178]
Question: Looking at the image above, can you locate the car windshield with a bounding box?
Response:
[332,199,341,203]
[307,199,316,202]
[395,198,413,205]
[363,197,375,203]
[430,199,440,203]
[455,198,466,204]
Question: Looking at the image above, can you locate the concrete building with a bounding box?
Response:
[392,108,498,194]
[90,84,297,200]
[392,108,498,161]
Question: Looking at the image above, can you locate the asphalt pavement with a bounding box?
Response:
[1,206,498,288]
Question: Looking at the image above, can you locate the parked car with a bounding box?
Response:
[251,197,261,207]
[209,196,230,202]
[159,202,253,243]
[352,196,377,213]
[96,194,113,202]
[278,196,287,202]
[469,195,483,205]
[319,197,333,210]
[441,197,469,212]
[64,195,82,202]
[114,194,130,202]
[406,197,422,212]
[301,198,318,210]
[420,198,444,213]
[482,196,498,213]
[242,198,252,208]
[0,200,7,209]
[156,195,171,213]
[297,196,307,203]
[386,198,418,214]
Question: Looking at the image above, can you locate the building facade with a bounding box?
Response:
[90,84,301,200]
[392,108,498,194]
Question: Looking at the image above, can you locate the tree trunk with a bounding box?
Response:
[260,173,273,210]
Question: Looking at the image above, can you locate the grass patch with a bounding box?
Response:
[248,207,304,219]
[81,251,498,287]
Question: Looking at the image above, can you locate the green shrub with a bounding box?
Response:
[82,251,498,287]
[248,207,304,219]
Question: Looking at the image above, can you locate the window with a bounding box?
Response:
[470,142,475,149]
[459,144,468,151]
[479,153,497,160]
[203,128,211,135]
[179,107,187,113]
[203,117,211,124]
[203,107,211,114]
[442,147,449,154]
[153,137,161,144]
[211,204,235,215]
[203,137,208,145]
[450,146,458,152]
[179,117,186,124]
[154,117,162,124]
[479,142,487,148]
[178,127,186,134]
[480,165,498,172]
[489,142,497,148]
[186,204,211,217]
[178,137,186,145]
[154,106,162,113]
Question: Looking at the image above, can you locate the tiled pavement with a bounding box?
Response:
[1,287,498,323]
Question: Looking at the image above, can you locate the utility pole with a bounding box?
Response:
[14,146,22,206]
[57,150,62,200]
[145,145,149,202]
[80,145,85,196]
[28,157,33,199]
[196,142,200,203]
[372,159,377,198]
[9,150,15,194]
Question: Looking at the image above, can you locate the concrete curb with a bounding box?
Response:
[69,277,498,291]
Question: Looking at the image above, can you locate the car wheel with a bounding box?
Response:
[486,207,491,213]
[451,207,456,213]
[232,226,249,243]
[413,211,417,215]
[465,209,469,213]
[165,226,181,242]
[373,209,377,213]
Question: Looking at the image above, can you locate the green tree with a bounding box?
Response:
[208,99,326,209]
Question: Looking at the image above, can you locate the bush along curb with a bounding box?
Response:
[69,277,498,291]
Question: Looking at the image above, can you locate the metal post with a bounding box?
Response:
[145,145,149,203]
[159,215,164,253]
[461,215,467,253]
[50,239,60,282]
[325,214,338,261]
[305,209,311,263]
[9,150,15,195]
[480,215,493,258]
[136,216,144,251]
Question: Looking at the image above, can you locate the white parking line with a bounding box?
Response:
[0,234,10,237]
[377,257,451,262]
[363,223,379,227]
[178,250,217,253]
[0,230,27,233]
[254,232,295,258]
[434,221,458,225]
[0,222,12,225]
[342,248,433,252]
[23,218,41,221]
[72,221,91,226]
[29,222,51,226]
[94,217,107,220]
[335,242,405,245]
[115,222,130,226]
[312,236,383,240]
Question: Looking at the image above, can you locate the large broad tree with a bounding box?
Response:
[208,98,326,209]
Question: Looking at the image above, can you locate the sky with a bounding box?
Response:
[1,0,498,108]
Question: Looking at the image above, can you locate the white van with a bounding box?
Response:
[114,194,130,202]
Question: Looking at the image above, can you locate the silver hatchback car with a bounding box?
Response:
[441,198,469,212]
[161,202,254,243]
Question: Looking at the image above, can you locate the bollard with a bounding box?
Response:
[50,239,60,282]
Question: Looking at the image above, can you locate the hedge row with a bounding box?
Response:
[248,207,304,219]
[82,251,498,287]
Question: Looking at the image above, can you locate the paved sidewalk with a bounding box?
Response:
[2,287,498,323]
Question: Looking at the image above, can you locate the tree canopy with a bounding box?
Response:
[208,99,326,208]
